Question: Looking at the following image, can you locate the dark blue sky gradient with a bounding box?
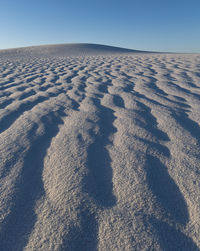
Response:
[0,0,199,52]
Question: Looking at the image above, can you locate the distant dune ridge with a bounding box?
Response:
[0,43,152,58]
[0,43,200,250]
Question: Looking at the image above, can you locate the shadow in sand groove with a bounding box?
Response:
[136,101,189,225]
[172,111,200,146]
[0,110,65,251]
[84,98,117,208]
[149,217,199,251]
[146,155,189,225]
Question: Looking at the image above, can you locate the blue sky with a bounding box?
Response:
[0,0,199,52]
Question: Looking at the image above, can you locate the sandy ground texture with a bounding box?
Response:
[0,44,200,251]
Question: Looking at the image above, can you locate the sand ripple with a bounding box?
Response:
[0,48,200,250]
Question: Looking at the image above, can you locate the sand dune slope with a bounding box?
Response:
[0,44,200,250]
[0,43,149,58]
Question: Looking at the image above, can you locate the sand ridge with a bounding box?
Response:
[0,44,200,250]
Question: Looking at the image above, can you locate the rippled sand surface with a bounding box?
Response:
[0,44,200,250]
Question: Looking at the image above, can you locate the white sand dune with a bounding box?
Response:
[0,43,200,250]
[0,43,150,59]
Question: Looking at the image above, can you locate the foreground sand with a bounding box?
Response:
[0,44,200,250]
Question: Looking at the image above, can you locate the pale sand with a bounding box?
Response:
[0,44,200,250]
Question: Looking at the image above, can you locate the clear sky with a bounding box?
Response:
[0,0,199,52]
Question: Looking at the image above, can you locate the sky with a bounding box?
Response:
[0,0,199,52]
